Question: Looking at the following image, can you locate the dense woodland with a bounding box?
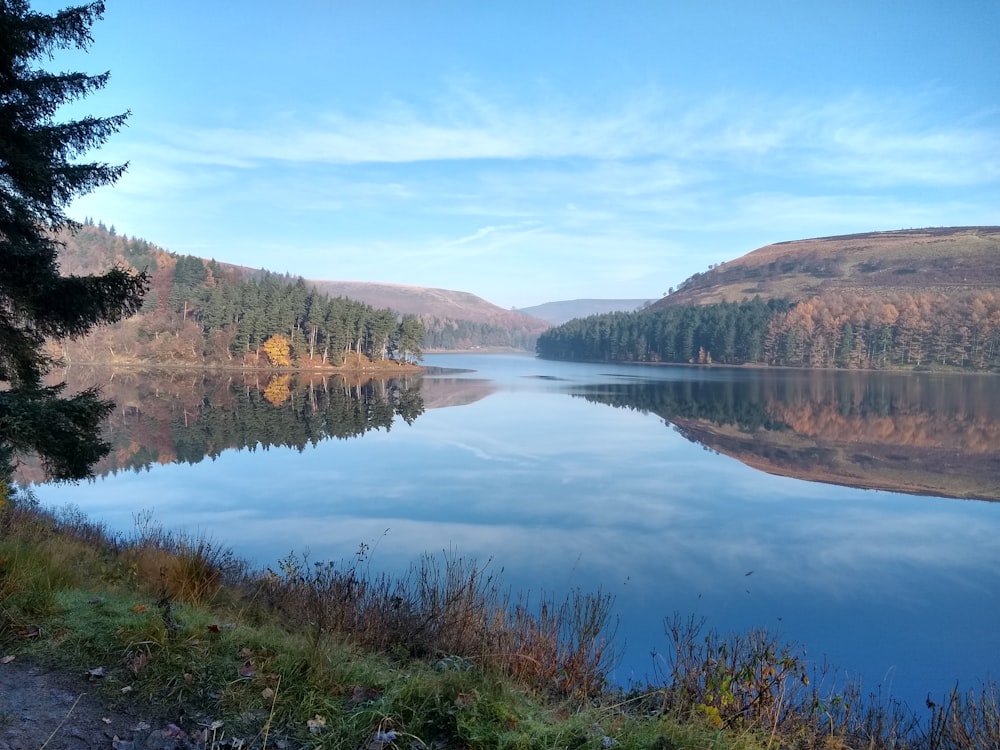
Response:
[55,221,425,367]
[537,291,1000,371]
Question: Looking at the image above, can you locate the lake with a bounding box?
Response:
[31,353,1000,711]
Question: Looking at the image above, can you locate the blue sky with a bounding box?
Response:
[40,1,1000,308]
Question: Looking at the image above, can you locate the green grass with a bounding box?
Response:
[1,490,997,749]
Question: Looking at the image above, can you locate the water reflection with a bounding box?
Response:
[573,370,1000,500]
[18,368,425,484]
[22,365,1000,502]
[28,357,1000,711]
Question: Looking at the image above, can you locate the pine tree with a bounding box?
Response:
[0,1,147,484]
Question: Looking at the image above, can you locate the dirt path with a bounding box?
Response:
[0,659,246,750]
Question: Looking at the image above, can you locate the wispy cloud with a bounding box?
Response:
[129,88,998,184]
[71,83,1000,303]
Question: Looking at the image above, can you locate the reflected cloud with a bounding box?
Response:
[30,359,1000,712]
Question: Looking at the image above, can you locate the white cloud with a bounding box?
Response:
[122,88,994,178]
[67,83,1000,305]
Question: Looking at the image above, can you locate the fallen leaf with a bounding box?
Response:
[120,686,133,694]
[0,655,14,664]
[207,623,221,633]
[131,722,151,732]
[307,715,327,734]
[111,737,135,750]
[85,666,107,679]
[131,603,148,613]
[261,687,275,700]
[239,647,252,658]
[102,717,113,724]
[239,664,255,678]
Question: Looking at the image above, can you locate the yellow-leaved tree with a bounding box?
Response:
[262,334,292,367]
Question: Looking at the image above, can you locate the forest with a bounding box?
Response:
[54,221,425,368]
[537,291,1000,371]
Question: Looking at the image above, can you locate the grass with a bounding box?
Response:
[1,488,997,750]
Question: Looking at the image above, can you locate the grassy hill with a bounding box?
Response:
[310,280,543,328]
[654,226,1000,309]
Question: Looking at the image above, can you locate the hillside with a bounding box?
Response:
[310,280,547,329]
[55,222,548,354]
[654,226,1000,309]
[307,280,550,351]
[538,226,1000,371]
[515,298,653,326]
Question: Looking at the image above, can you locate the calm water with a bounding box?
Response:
[34,354,1000,709]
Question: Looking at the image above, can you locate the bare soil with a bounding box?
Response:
[0,659,270,750]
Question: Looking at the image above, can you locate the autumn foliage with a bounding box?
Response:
[538,290,1000,372]
[262,334,292,367]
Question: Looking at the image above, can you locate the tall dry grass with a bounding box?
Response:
[259,548,617,697]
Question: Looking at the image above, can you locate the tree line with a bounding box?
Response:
[536,298,790,365]
[57,224,425,368]
[537,291,1000,371]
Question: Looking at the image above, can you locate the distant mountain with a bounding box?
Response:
[514,299,653,326]
[653,226,1000,309]
[307,280,550,350]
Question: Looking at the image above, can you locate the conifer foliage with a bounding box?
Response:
[0,1,147,483]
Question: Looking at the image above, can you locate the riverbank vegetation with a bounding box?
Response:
[537,291,1000,371]
[1,492,996,749]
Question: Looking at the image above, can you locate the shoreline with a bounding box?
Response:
[53,359,426,375]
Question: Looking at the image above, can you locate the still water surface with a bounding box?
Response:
[35,354,1000,709]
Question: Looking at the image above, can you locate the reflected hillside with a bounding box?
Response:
[575,372,1000,500]
[18,369,426,484]
[419,377,497,409]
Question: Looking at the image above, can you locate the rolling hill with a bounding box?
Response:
[56,221,549,353]
[654,226,1000,309]
[538,226,1000,371]
[307,280,550,348]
